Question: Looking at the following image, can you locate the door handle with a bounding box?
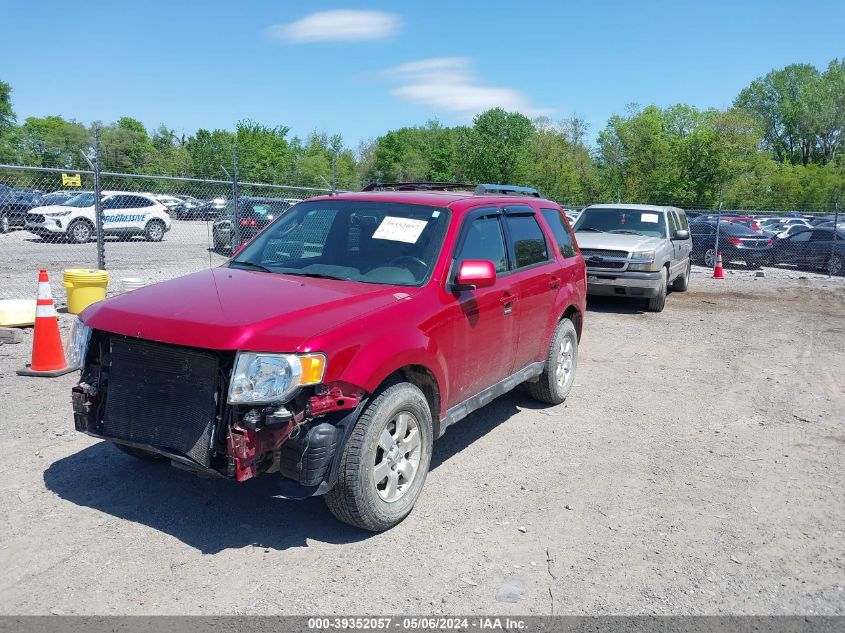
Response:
[549,275,561,289]
[499,292,515,305]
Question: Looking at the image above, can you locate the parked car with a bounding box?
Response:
[701,214,763,232]
[771,224,814,240]
[211,197,296,252]
[0,189,43,232]
[769,227,845,275]
[68,182,586,531]
[182,196,228,220]
[689,220,772,268]
[39,191,84,207]
[26,191,171,243]
[572,204,692,311]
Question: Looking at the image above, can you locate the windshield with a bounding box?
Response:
[230,200,450,286]
[63,193,95,207]
[573,207,667,238]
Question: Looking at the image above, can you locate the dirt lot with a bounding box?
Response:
[0,272,843,616]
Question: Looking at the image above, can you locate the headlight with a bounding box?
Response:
[228,352,326,404]
[45,211,72,217]
[65,317,92,370]
[628,250,656,272]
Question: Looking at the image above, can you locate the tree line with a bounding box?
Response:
[0,58,842,210]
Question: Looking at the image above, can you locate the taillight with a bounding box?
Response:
[239,217,257,227]
[766,238,773,246]
[726,237,742,246]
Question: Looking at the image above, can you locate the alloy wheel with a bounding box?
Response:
[556,336,574,388]
[373,412,421,503]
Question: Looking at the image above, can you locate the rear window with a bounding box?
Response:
[540,208,577,258]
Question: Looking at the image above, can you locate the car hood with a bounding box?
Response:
[575,232,665,252]
[81,267,417,352]
[28,204,79,214]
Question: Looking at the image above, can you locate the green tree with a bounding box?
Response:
[18,115,91,169]
[0,79,17,162]
[458,108,534,184]
[734,63,820,165]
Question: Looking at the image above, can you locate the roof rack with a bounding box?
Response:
[362,182,474,192]
[474,184,541,198]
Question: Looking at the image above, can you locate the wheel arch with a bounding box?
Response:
[370,363,443,438]
[561,304,583,341]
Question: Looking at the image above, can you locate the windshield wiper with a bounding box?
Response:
[577,227,605,232]
[282,271,349,281]
[229,260,273,273]
[609,229,647,235]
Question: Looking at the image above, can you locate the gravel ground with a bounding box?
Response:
[0,272,843,616]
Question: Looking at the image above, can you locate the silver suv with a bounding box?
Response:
[572,204,692,312]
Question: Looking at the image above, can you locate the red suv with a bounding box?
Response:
[69,183,586,531]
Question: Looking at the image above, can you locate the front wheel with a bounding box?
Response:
[325,382,433,532]
[828,254,844,276]
[67,219,93,244]
[0,214,9,234]
[528,317,578,405]
[646,267,667,312]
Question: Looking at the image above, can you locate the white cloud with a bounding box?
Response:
[268,10,401,43]
[387,57,552,118]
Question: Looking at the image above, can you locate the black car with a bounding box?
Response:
[769,227,845,275]
[1,189,44,233]
[211,197,295,252]
[689,220,773,268]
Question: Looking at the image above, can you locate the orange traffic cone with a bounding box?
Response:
[17,269,75,377]
[712,251,725,279]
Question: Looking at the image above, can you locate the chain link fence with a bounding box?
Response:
[0,163,335,305]
[2,163,843,307]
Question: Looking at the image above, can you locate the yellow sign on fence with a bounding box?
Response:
[61,173,81,187]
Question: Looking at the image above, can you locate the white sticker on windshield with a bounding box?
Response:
[372,216,428,243]
[641,213,659,224]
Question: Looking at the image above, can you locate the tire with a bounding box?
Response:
[67,219,93,244]
[0,214,9,234]
[528,317,578,405]
[325,382,433,532]
[672,258,691,292]
[144,219,165,242]
[114,443,167,462]
[828,254,844,277]
[646,267,667,312]
[703,248,716,268]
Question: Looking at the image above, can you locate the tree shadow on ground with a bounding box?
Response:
[43,392,528,553]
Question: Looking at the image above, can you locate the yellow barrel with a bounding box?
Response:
[62,269,109,314]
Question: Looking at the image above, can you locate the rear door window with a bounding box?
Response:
[540,208,576,258]
[503,213,550,269]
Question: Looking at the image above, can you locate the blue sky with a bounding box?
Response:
[2,0,843,147]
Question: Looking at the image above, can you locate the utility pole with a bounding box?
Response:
[711,183,724,271]
[231,144,241,251]
[830,191,841,277]
[93,126,105,270]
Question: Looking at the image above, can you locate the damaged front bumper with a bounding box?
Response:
[72,330,366,495]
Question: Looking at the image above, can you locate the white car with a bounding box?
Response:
[26,191,172,243]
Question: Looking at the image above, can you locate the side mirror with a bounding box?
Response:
[454,260,496,290]
[673,229,690,240]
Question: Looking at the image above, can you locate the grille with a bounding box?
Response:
[26,213,44,223]
[581,249,628,269]
[102,336,219,466]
